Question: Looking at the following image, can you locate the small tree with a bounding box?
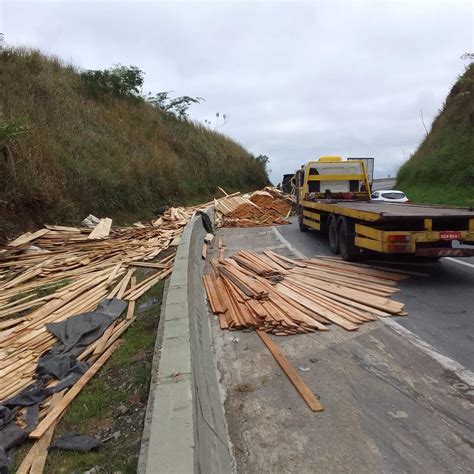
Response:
[147,91,204,120]
[255,154,269,168]
[254,154,271,175]
[81,64,145,99]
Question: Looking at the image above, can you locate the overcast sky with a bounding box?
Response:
[1,0,472,183]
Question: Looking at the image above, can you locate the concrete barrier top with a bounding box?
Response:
[139,208,233,474]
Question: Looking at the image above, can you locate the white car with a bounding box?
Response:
[371,189,409,203]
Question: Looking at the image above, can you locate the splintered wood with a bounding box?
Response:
[0,205,202,455]
[204,251,408,335]
[214,187,292,228]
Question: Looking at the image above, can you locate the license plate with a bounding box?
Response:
[439,231,461,240]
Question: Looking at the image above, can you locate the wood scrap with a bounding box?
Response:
[87,218,112,240]
[0,203,206,464]
[129,262,171,269]
[204,233,214,244]
[16,391,64,474]
[8,229,50,248]
[257,330,323,412]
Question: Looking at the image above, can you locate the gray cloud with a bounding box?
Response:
[1,0,471,183]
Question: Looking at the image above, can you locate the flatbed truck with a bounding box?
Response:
[294,156,474,260]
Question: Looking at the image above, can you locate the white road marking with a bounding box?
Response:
[445,257,474,269]
[272,228,474,388]
[271,227,307,259]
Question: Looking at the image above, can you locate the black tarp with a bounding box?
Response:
[0,298,126,470]
[197,210,214,234]
[45,298,127,356]
[48,432,101,452]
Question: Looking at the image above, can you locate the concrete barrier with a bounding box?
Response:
[372,177,397,191]
[139,209,233,474]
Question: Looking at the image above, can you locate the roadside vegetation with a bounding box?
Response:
[13,278,165,473]
[0,48,269,240]
[397,62,474,207]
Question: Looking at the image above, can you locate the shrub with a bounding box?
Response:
[80,64,144,99]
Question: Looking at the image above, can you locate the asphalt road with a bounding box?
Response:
[277,217,474,370]
[208,224,474,473]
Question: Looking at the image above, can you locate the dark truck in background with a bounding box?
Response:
[281,174,294,194]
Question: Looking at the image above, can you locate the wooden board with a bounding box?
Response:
[87,218,112,240]
[16,391,64,474]
[8,228,50,247]
[257,330,323,412]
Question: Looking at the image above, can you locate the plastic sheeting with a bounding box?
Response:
[0,298,126,470]
[45,298,127,356]
[197,210,214,234]
[48,432,101,452]
[81,214,101,228]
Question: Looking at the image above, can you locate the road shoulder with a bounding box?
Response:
[209,225,474,473]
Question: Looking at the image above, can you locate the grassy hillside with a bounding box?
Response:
[0,48,269,239]
[397,63,474,207]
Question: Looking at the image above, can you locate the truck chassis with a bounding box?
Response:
[299,199,474,260]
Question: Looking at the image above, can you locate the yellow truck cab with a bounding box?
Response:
[296,156,371,202]
[294,157,474,261]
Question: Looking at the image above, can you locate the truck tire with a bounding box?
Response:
[337,217,360,261]
[328,215,339,254]
[320,216,329,235]
[298,208,309,232]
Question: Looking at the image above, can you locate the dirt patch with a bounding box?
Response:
[234,383,256,393]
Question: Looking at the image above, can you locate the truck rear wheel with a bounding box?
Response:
[337,217,360,261]
[328,215,339,254]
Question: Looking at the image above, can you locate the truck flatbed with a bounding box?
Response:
[295,157,474,259]
[302,200,474,222]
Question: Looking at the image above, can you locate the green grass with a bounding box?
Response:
[35,279,72,298]
[14,279,165,473]
[10,279,71,306]
[0,48,269,241]
[397,63,474,206]
[401,183,474,208]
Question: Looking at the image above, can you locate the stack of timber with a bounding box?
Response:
[214,187,291,228]
[0,205,203,468]
[249,189,292,216]
[204,250,409,335]
[214,193,254,217]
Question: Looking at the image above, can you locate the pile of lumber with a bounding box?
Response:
[224,204,289,228]
[214,193,254,217]
[0,205,203,469]
[150,206,194,228]
[249,190,292,215]
[214,187,291,228]
[204,251,409,335]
